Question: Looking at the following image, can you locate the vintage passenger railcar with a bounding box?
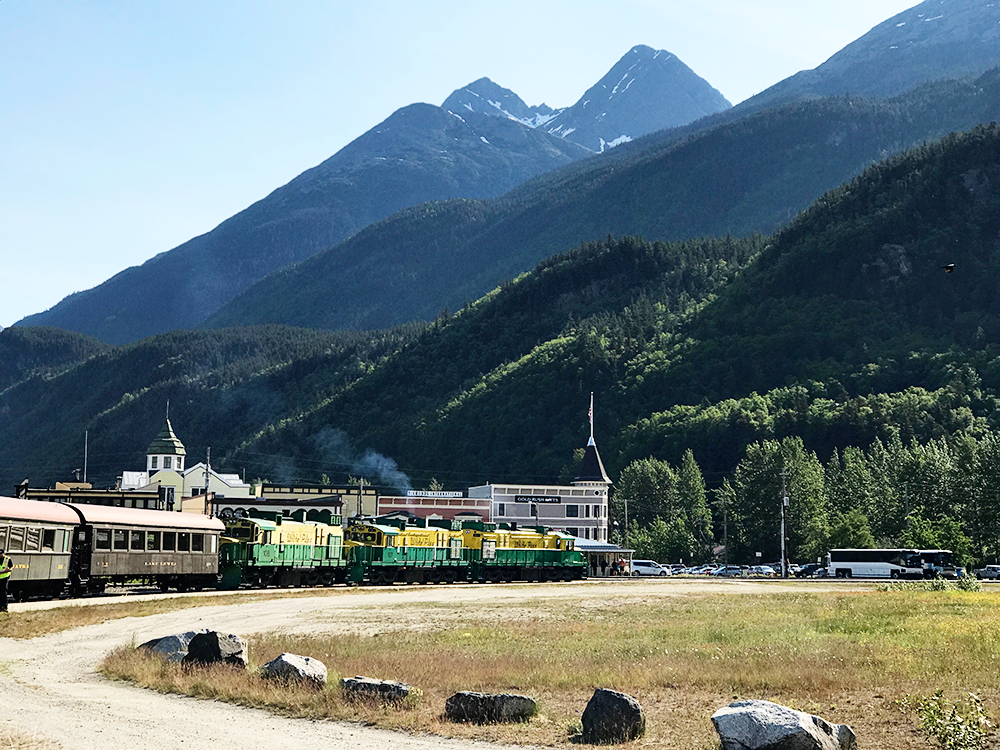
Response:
[0,496,77,599]
[0,495,225,599]
[72,502,224,593]
[218,510,346,589]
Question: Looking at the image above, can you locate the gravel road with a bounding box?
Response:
[0,579,835,749]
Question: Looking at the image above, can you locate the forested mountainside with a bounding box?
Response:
[0,325,424,491]
[228,125,1000,565]
[205,69,1000,333]
[16,106,591,345]
[7,128,1000,565]
[0,327,109,392]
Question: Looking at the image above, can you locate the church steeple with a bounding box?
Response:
[147,419,186,473]
[574,392,611,486]
[574,436,611,485]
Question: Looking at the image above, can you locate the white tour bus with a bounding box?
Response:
[827,548,922,579]
[827,548,958,579]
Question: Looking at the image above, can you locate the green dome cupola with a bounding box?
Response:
[146,419,186,473]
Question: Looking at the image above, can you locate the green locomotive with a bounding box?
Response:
[218,510,346,589]
[344,518,467,585]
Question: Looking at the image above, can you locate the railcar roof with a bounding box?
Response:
[64,503,225,531]
[0,495,79,525]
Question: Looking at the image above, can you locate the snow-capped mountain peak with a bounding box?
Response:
[442,47,731,154]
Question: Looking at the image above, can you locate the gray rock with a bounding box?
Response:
[581,688,645,744]
[445,691,537,724]
[138,630,207,662]
[260,652,327,689]
[340,675,415,704]
[712,700,857,750]
[182,631,248,669]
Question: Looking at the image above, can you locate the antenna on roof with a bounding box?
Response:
[166,399,170,421]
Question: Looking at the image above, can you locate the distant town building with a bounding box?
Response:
[376,490,490,521]
[467,436,612,540]
[14,480,164,509]
[213,482,376,520]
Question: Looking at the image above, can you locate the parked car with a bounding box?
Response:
[795,563,825,578]
[749,565,777,577]
[631,559,670,577]
[713,565,745,577]
[974,565,1000,580]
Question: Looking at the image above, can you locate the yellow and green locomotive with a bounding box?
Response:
[461,521,586,582]
[218,510,346,589]
[344,516,586,584]
[344,517,467,585]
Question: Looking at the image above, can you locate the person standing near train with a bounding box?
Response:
[0,549,13,612]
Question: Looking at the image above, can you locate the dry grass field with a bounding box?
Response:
[98,583,1000,749]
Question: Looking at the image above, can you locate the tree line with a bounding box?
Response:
[613,427,1000,568]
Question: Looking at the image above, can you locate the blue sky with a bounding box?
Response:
[1,1,919,329]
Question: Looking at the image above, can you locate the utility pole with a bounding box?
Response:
[780,467,789,579]
[83,430,88,484]
[623,494,629,548]
[723,497,728,565]
[205,447,211,517]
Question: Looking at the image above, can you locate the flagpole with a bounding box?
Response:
[589,392,594,441]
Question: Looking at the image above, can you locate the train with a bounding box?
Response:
[0,496,586,602]
[216,510,587,588]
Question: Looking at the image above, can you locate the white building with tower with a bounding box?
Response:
[120,419,254,510]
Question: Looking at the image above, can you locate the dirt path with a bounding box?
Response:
[0,579,842,749]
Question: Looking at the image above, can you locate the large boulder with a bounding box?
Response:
[581,688,646,744]
[712,700,857,750]
[182,631,248,669]
[340,675,416,704]
[445,691,537,724]
[138,630,207,662]
[260,653,327,689]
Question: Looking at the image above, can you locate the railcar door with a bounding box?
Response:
[70,525,93,593]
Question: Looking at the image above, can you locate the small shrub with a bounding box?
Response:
[956,575,983,592]
[898,690,993,750]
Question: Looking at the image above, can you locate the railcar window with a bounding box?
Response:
[162,532,176,551]
[94,529,111,550]
[146,531,161,551]
[0,526,7,549]
[192,534,204,552]
[113,529,128,550]
[60,530,70,552]
[210,535,217,553]
[8,526,25,551]
[178,532,190,551]
[26,527,42,551]
[131,530,144,550]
